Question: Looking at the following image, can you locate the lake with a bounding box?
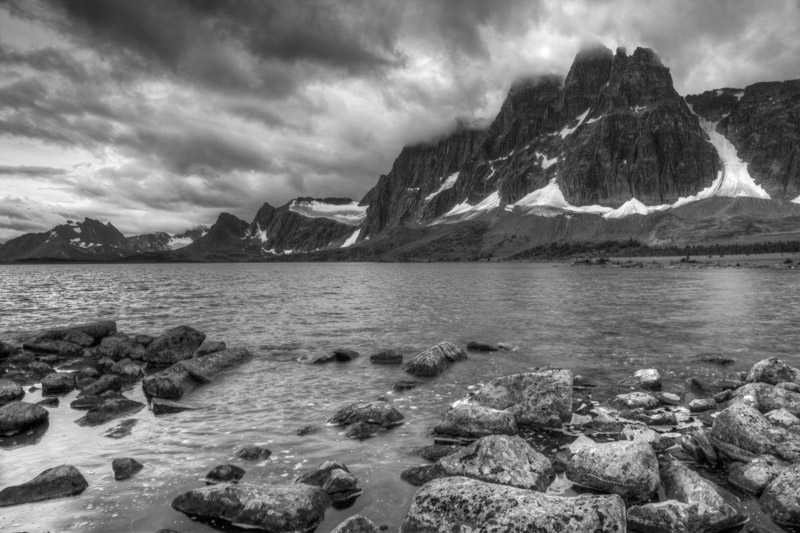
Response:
[1,263,799,532]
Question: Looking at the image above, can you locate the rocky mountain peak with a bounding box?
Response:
[561,44,614,118]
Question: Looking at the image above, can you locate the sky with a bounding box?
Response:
[1,0,798,241]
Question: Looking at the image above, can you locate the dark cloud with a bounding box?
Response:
[0,165,66,176]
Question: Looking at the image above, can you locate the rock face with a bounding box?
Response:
[403,342,466,377]
[0,401,49,434]
[469,369,572,426]
[399,476,626,533]
[566,439,660,500]
[687,80,800,200]
[143,325,206,365]
[172,483,329,532]
[142,347,251,399]
[760,463,800,528]
[438,434,554,491]
[0,465,88,506]
[710,402,800,463]
[432,404,518,441]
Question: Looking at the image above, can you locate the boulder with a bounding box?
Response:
[37,397,59,408]
[172,483,329,532]
[26,361,54,376]
[331,515,381,533]
[760,464,800,528]
[195,341,226,357]
[0,379,24,405]
[74,395,145,426]
[466,341,498,352]
[0,401,48,435]
[369,349,403,364]
[34,320,116,345]
[143,325,206,365]
[746,357,800,385]
[688,398,716,412]
[8,351,35,367]
[206,464,245,484]
[621,368,662,390]
[432,404,518,442]
[113,458,144,480]
[295,461,361,507]
[412,444,459,462]
[344,422,386,439]
[0,341,16,358]
[78,374,121,397]
[438,434,554,491]
[108,359,145,381]
[609,391,660,410]
[566,439,659,501]
[710,402,800,463]
[399,476,626,533]
[328,401,404,429]
[142,348,250,399]
[233,444,272,461]
[134,334,155,347]
[93,334,137,360]
[298,348,358,364]
[469,369,572,427]
[0,465,88,506]
[777,382,800,393]
[731,382,800,416]
[765,408,800,432]
[679,429,718,466]
[41,372,75,395]
[729,455,787,495]
[400,464,446,486]
[403,342,466,377]
[22,339,82,357]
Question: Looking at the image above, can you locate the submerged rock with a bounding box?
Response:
[0,379,24,406]
[143,325,206,365]
[0,465,88,507]
[151,398,197,415]
[142,348,251,399]
[233,444,272,461]
[344,422,386,439]
[469,369,573,427]
[432,404,518,442]
[688,377,746,396]
[369,349,403,364]
[295,461,361,508]
[711,402,800,463]
[74,395,145,426]
[746,357,800,385]
[400,464,446,486]
[760,464,800,528]
[393,380,421,392]
[402,341,466,377]
[466,341,498,352]
[172,483,329,532]
[205,464,244,484]
[399,476,626,533]
[438,434,554,491]
[0,401,48,435]
[103,419,138,439]
[729,454,787,495]
[78,374,121,398]
[331,515,381,533]
[621,368,662,390]
[298,348,359,364]
[113,458,144,481]
[566,438,659,501]
[328,401,404,429]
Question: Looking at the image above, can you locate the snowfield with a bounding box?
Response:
[289,200,367,226]
[425,172,459,201]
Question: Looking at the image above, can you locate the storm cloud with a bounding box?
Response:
[0,0,798,241]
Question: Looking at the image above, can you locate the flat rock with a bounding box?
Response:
[151,398,197,415]
[731,382,800,416]
[113,457,144,480]
[566,439,659,501]
[0,379,24,406]
[75,395,145,426]
[78,374,121,398]
[331,515,381,533]
[143,325,206,365]
[765,408,800,432]
[399,476,626,533]
[37,397,59,408]
[0,401,48,435]
[609,391,660,410]
[369,349,403,364]
[206,464,244,484]
[411,444,459,462]
[195,340,226,357]
[729,454,787,495]
[470,369,572,427]
[0,465,88,506]
[172,483,329,532]
[402,341,466,377]
[41,372,75,395]
[689,398,716,412]
[22,339,83,357]
[34,320,116,345]
[432,404,518,441]
[328,401,404,428]
[760,463,800,528]
[710,402,800,463]
[438,434,554,491]
[466,341,498,352]
[142,348,250,399]
[747,357,800,385]
[233,444,272,461]
[400,464,446,486]
[621,368,662,390]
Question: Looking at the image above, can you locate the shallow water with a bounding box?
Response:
[0,263,799,532]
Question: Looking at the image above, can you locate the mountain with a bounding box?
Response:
[2,44,799,262]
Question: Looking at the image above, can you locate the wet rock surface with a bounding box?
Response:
[295,461,362,507]
[0,465,88,506]
[143,325,206,365]
[0,379,24,405]
[0,401,49,435]
[328,401,404,429]
[729,454,787,495]
[113,458,144,481]
[41,372,75,395]
[432,404,518,442]
[233,444,271,461]
[142,348,251,399]
[331,515,381,533]
[74,395,145,427]
[369,349,403,364]
[711,402,800,462]
[621,368,662,390]
[566,438,660,500]
[402,341,466,377]
[205,464,244,484]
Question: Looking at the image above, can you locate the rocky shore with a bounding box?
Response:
[2,321,800,531]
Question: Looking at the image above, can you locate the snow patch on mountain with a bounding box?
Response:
[439,191,501,221]
[425,172,459,201]
[792,195,800,204]
[289,200,367,226]
[512,179,613,215]
[558,109,590,139]
[535,152,558,169]
[341,228,360,248]
[673,115,770,208]
[603,198,670,219]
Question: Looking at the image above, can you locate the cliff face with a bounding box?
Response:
[359,127,487,237]
[687,81,800,200]
[0,218,129,261]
